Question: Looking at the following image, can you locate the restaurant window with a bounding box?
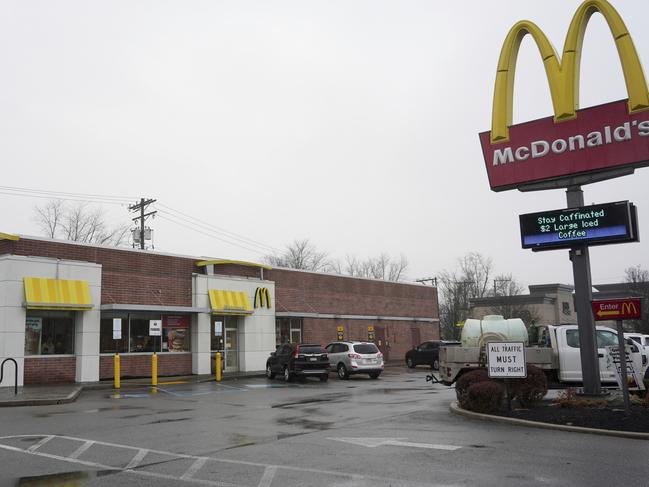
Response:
[275,318,302,345]
[162,315,191,352]
[100,314,128,353]
[100,313,192,353]
[25,311,75,355]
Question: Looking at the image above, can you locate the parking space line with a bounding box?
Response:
[68,440,95,459]
[26,435,54,453]
[258,466,276,487]
[180,457,208,480]
[125,448,149,469]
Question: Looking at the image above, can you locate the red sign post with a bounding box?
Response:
[591,298,642,321]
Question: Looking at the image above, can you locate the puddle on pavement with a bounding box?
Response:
[145,417,191,425]
[277,417,333,430]
[8,469,117,486]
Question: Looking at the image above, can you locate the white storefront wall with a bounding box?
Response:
[0,254,275,388]
[0,255,102,387]
[192,273,276,374]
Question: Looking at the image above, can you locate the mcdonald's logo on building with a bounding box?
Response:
[479,0,649,192]
[254,287,272,309]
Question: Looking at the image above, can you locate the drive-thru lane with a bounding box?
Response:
[0,367,646,486]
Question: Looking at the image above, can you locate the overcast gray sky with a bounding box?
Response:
[1,0,648,288]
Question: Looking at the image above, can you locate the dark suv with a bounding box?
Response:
[266,343,330,382]
[405,340,460,370]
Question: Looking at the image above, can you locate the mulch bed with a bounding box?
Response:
[495,401,649,433]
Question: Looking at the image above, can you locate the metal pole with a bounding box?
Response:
[615,320,631,414]
[566,185,601,395]
[114,353,121,389]
[215,352,222,382]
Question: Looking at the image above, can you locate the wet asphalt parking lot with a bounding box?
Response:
[0,366,647,486]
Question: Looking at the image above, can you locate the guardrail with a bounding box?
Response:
[1,358,18,395]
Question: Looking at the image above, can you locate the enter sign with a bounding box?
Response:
[591,298,642,321]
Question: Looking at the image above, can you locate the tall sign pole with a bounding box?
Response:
[567,186,601,395]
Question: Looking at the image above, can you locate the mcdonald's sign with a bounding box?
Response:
[591,298,642,321]
[254,287,272,309]
[480,0,649,191]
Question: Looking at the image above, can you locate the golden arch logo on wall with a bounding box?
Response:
[491,0,649,144]
[254,287,272,309]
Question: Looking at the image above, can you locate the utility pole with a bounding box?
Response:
[128,198,157,250]
[416,278,441,339]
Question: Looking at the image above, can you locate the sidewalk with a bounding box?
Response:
[0,370,265,407]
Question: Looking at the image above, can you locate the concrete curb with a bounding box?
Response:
[0,387,82,408]
[449,401,649,440]
[0,372,267,407]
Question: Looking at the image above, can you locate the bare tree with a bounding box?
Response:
[33,200,130,246]
[340,253,408,281]
[34,199,64,238]
[488,273,541,324]
[438,252,494,339]
[264,238,330,271]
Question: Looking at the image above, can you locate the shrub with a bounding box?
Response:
[455,369,490,403]
[464,381,505,413]
[511,364,548,407]
[553,387,607,408]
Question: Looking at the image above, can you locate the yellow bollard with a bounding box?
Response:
[114,353,121,389]
[215,352,222,382]
[152,352,158,386]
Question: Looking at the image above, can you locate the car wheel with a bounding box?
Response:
[432,359,439,370]
[337,363,349,380]
[283,366,293,382]
[266,363,275,379]
[406,357,415,368]
[320,373,329,382]
[369,372,381,379]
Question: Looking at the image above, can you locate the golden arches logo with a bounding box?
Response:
[254,287,271,309]
[491,0,649,144]
[621,301,638,316]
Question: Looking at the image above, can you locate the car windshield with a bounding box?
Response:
[299,345,325,354]
[353,344,378,354]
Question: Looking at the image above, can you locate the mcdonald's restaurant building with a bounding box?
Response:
[0,234,439,387]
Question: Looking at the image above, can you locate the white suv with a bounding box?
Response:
[325,341,384,380]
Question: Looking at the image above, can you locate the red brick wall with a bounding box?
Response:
[24,357,76,384]
[0,240,15,255]
[303,318,438,363]
[9,239,195,307]
[99,353,192,379]
[268,268,437,318]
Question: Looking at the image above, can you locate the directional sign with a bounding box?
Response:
[486,342,526,378]
[328,437,461,451]
[591,298,642,321]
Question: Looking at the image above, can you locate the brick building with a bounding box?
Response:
[0,233,439,386]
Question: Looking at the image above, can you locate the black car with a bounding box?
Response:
[405,340,460,370]
[266,343,330,382]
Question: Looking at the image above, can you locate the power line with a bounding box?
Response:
[157,204,281,254]
[156,213,268,255]
[0,186,134,205]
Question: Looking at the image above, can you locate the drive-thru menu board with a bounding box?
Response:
[487,342,527,378]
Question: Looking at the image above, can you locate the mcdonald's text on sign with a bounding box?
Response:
[480,0,649,191]
[591,298,641,321]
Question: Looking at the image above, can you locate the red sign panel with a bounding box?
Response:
[479,99,649,191]
[162,315,190,329]
[591,298,642,321]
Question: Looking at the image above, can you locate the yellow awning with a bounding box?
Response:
[208,290,252,315]
[24,277,93,310]
[0,232,19,241]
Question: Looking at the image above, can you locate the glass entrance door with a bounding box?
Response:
[211,316,239,373]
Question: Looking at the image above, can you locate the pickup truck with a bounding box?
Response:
[438,324,647,386]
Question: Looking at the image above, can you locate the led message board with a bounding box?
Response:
[519,201,638,250]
